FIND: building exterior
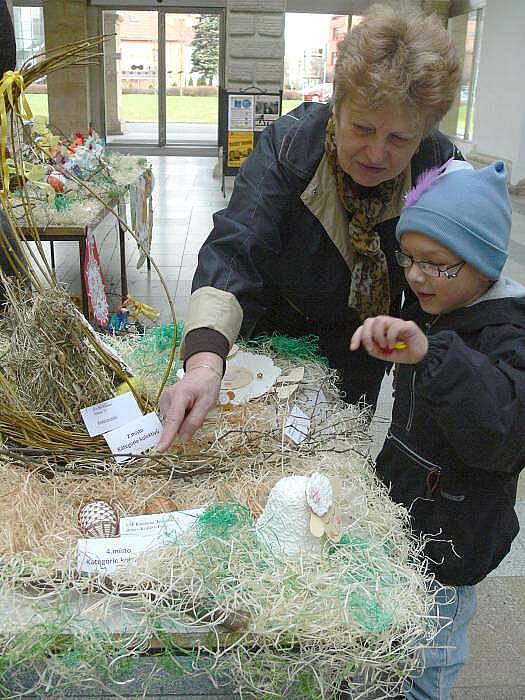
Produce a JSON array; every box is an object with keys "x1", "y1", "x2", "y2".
[{"x1": 325, "y1": 14, "x2": 348, "y2": 82}]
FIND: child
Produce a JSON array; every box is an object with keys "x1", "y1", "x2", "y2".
[{"x1": 350, "y1": 160, "x2": 525, "y2": 699}]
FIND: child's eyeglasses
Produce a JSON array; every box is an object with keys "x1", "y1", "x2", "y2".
[{"x1": 395, "y1": 250, "x2": 466, "y2": 279}]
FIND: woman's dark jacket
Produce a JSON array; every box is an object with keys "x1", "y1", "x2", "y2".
[
  {"x1": 0, "y1": 1, "x2": 16, "y2": 77},
  {"x1": 0, "y1": 1, "x2": 17, "y2": 294},
  {"x1": 377, "y1": 281, "x2": 525, "y2": 585},
  {"x1": 190, "y1": 102, "x2": 461, "y2": 406}
]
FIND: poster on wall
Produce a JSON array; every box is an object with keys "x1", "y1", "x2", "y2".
[
  {"x1": 227, "y1": 131, "x2": 254, "y2": 168},
  {"x1": 228, "y1": 95, "x2": 254, "y2": 131},
  {"x1": 254, "y1": 95, "x2": 281, "y2": 131}
]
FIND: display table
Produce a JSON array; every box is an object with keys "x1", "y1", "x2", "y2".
[
  {"x1": 21, "y1": 206, "x2": 127, "y2": 317},
  {"x1": 13, "y1": 155, "x2": 153, "y2": 319}
]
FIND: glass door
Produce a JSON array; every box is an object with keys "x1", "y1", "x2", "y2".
[
  {"x1": 13, "y1": 5, "x2": 48, "y2": 119},
  {"x1": 164, "y1": 12, "x2": 220, "y2": 147},
  {"x1": 102, "y1": 9, "x2": 221, "y2": 148},
  {"x1": 103, "y1": 9, "x2": 159, "y2": 145}
]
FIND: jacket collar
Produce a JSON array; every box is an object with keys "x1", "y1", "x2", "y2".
[
  {"x1": 433, "y1": 286, "x2": 525, "y2": 333},
  {"x1": 300, "y1": 154, "x2": 411, "y2": 270}
]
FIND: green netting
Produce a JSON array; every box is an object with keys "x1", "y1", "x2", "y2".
[
  {"x1": 247, "y1": 333, "x2": 330, "y2": 365},
  {"x1": 348, "y1": 590, "x2": 394, "y2": 633},
  {"x1": 331, "y1": 534, "x2": 397, "y2": 632},
  {"x1": 137, "y1": 320, "x2": 185, "y2": 354},
  {"x1": 126, "y1": 320, "x2": 185, "y2": 384},
  {"x1": 196, "y1": 501, "x2": 252, "y2": 540}
]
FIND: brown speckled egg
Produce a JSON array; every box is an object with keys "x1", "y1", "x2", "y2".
[{"x1": 144, "y1": 496, "x2": 178, "y2": 514}]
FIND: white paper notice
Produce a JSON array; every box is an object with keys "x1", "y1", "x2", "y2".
[
  {"x1": 120, "y1": 508, "x2": 204, "y2": 539},
  {"x1": 80, "y1": 392, "x2": 143, "y2": 437},
  {"x1": 228, "y1": 94, "x2": 254, "y2": 130},
  {"x1": 103, "y1": 412, "x2": 162, "y2": 463},
  {"x1": 284, "y1": 405, "x2": 311, "y2": 444},
  {"x1": 77, "y1": 534, "x2": 163, "y2": 573}
]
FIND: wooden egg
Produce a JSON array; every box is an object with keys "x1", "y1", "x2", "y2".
[
  {"x1": 144, "y1": 496, "x2": 178, "y2": 514},
  {"x1": 78, "y1": 499, "x2": 119, "y2": 538}
]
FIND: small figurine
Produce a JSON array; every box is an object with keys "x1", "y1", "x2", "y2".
[{"x1": 107, "y1": 307, "x2": 128, "y2": 334}]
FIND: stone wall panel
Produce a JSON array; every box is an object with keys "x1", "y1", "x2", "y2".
[
  {"x1": 226, "y1": 0, "x2": 284, "y2": 92},
  {"x1": 229, "y1": 0, "x2": 284, "y2": 12},
  {"x1": 229, "y1": 38, "x2": 282, "y2": 59}
]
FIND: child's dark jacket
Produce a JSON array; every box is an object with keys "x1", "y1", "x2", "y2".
[{"x1": 376, "y1": 278, "x2": 525, "y2": 586}]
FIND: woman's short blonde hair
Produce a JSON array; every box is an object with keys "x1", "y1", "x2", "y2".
[{"x1": 334, "y1": 4, "x2": 460, "y2": 130}]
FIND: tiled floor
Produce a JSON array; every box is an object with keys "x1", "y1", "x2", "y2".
[{"x1": 49, "y1": 155, "x2": 525, "y2": 698}]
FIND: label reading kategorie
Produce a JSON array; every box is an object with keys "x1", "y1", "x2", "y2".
[{"x1": 103, "y1": 412, "x2": 162, "y2": 463}]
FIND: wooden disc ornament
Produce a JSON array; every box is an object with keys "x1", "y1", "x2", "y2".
[
  {"x1": 220, "y1": 351, "x2": 282, "y2": 404},
  {"x1": 78, "y1": 499, "x2": 119, "y2": 538},
  {"x1": 221, "y1": 366, "x2": 254, "y2": 391}
]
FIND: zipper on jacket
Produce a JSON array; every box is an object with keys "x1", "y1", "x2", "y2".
[
  {"x1": 387, "y1": 431, "x2": 442, "y2": 472},
  {"x1": 404, "y1": 317, "x2": 438, "y2": 432},
  {"x1": 283, "y1": 294, "x2": 313, "y2": 322},
  {"x1": 387, "y1": 431, "x2": 442, "y2": 497},
  {"x1": 405, "y1": 369, "x2": 417, "y2": 431}
]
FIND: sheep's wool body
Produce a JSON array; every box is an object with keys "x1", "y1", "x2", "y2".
[{"x1": 255, "y1": 475, "x2": 321, "y2": 556}]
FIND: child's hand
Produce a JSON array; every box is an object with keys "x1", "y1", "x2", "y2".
[{"x1": 350, "y1": 315, "x2": 429, "y2": 364}]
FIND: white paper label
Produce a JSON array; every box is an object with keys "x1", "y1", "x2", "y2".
[
  {"x1": 284, "y1": 405, "x2": 311, "y2": 444},
  {"x1": 103, "y1": 412, "x2": 162, "y2": 463},
  {"x1": 120, "y1": 508, "x2": 204, "y2": 538},
  {"x1": 80, "y1": 392, "x2": 143, "y2": 437},
  {"x1": 301, "y1": 387, "x2": 329, "y2": 421},
  {"x1": 77, "y1": 534, "x2": 163, "y2": 573}
]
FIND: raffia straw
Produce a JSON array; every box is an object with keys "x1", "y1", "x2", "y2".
[{"x1": 0, "y1": 446, "x2": 438, "y2": 699}]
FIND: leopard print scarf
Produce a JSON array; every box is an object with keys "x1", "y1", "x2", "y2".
[{"x1": 325, "y1": 117, "x2": 401, "y2": 321}]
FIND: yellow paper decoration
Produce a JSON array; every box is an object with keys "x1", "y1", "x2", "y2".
[
  {"x1": 124, "y1": 294, "x2": 160, "y2": 322},
  {"x1": 0, "y1": 70, "x2": 33, "y2": 197}
]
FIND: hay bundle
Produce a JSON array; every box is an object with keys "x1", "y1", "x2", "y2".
[
  {"x1": 0, "y1": 281, "x2": 147, "y2": 449},
  {"x1": 0, "y1": 283, "x2": 115, "y2": 427}
]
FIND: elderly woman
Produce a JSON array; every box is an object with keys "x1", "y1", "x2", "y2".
[{"x1": 158, "y1": 4, "x2": 461, "y2": 449}]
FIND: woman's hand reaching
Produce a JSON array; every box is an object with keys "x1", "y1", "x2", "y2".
[{"x1": 156, "y1": 352, "x2": 222, "y2": 451}]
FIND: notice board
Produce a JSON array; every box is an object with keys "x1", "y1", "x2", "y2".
[{"x1": 219, "y1": 88, "x2": 283, "y2": 179}]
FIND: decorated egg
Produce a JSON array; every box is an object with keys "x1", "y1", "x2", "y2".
[
  {"x1": 144, "y1": 496, "x2": 178, "y2": 514},
  {"x1": 48, "y1": 171, "x2": 66, "y2": 193},
  {"x1": 115, "y1": 375, "x2": 142, "y2": 396},
  {"x1": 78, "y1": 499, "x2": 119, "y2": 538}
]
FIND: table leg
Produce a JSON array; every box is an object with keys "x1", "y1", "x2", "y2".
[
  {"x1": 50, "y1": 241, "x2": 55, "y2": 270},
  {"x1": 147, "y1": 192, "x2": 152, "y2": 272},
  {"x1": 119, "y1": 220, "x2": 128, "y2": 302},
  {"x1": 79, "y1": 238, "x2": 89, "y2": 317}
]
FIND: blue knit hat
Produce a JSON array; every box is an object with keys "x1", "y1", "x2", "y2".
[{"x1": 396, "y1": 160, "x2": 512, "y2": 279}]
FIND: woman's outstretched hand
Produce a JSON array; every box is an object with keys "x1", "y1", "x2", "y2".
[
  {"x1": 350, "y1": 315, "x2": 428, "y2": 364},
  {"x1": 156, "y1": 352, "x2": 222, "y2": 451}
]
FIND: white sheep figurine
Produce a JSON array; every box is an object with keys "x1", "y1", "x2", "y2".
[{"x1": 255, "y1": 472, "x2": 342, "y2": 556}]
